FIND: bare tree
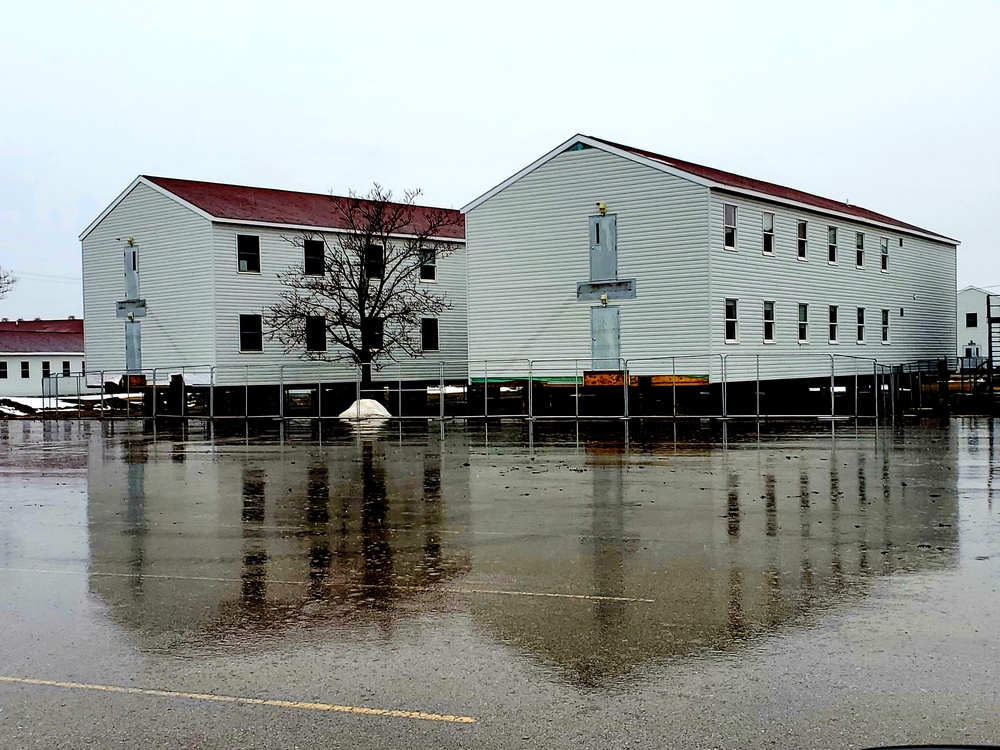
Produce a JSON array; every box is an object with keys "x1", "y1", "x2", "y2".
[
  {"x1": 265, "y1": 184, "x2": 462, "y2": 385},
  {"x1": 0, "y1": 267, "x2": 15, "y2": 299}
]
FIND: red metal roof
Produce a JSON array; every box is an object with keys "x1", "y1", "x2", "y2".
[
  {"x1": 143, "y1": 176, "x2": 465, "y2": 239},
  {"x1": 0, "y1": 319, "x2": 84, "y2": 354},
  {"x1": 589, "y1": 136, "x2": 953, "y2": 241}
]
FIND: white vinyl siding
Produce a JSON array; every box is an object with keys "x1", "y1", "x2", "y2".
[
  {"x1": 212, "y1": 223, "x2": 468, "y2": 385},
  {"x1": 466, "y1": 146, "x2": 711, "y2": 380},
  {"x1": 708, "y1": 190, "x2": 956, "y2": 382},
  {"x1": 81, "y1": 181, "x2": 215, "y2": 382}
]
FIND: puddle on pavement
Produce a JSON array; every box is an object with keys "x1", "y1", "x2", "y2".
[{"x1": 1, "y1": 417, "x2": 995, "y2": 690}]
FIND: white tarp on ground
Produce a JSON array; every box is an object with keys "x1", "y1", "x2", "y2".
[
  {"x1": 0, "y1": 397, "x2": 81, "y2": 415},
  {"x1": 338, "y1": 399, "x2": 392, "y2": 419}
]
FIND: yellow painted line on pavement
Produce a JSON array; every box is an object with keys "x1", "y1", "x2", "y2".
[
  {"x1": 0, "y1": 675, "x2": 475, "y2": 724},
  {"x1": 0, "y1": 567, "x2": 654, "y2": 603}
]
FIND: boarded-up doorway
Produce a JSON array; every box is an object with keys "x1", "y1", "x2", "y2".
[{"x1": 591, "y1": 306, "x2": 621, "y2": 370}]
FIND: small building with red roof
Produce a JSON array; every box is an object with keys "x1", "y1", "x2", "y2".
[
  {"x1": 462, "y1": 134, "x2": 959, "y2": 389},
  {"x1": 79, "y1": 176, "x2": 467, "y2": 400},
  {"x1": 0, "y1": 318, "x2": 86, "y2": 397}
]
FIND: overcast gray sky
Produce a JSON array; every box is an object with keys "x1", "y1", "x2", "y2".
[{"x1": 1, "y1": 0, "x2": 997, "y2": 320}]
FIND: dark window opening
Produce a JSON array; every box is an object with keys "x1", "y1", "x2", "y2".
[
  {"x1": 797, "y1": 221, "x2": 808, "y2": 258},
  {"x1": 725, "y1": 298, "x2": 738, "y2": 341},
  {"x1": 828, "y1": 226, "x2": 837, "y2": 263},
  {"x1": 0, "y1": 362, "x2": 7, "y2": 379},
  {"x1": 421, "y1": 318, "x2": 439, "y2": 351},
  {"x1": 967, "y1": 312, "x2": 979, "y2": 328},
  {"x1": 855, "y1": 232, "x2": 864, "y2": 267},
  {"x1": 237, "y1": 235, "x2": 261, "y2": 273},
  {"x1": 420, "y1": 249, "x2": 437, "y2": 281},
  {"x1": 763, "y1": 301, "x2": 775, "y2": 342},
  {"x1": 828, "y1": 305, "x2": 838, "y2": 343},
  {"x1": 303, "y1": 239, "x2": 325, "y2": 276},
  {"x1": 364, "y1": 244, "x2": 384, "y2": 279},
  {"x1": 42, "y1": 361, "x2": 51, "y2": 379},
  {"x1": 305, "y1": 315, "x2": 326, "y2": 352},
  {"x1": 762, "y1": 213, "x2": 774, "y2": 255},
  {"x1": 21, "y1": 361, "x2": 30, "y2": 378},
  {"x1": 239, "y1": 314, "x2": 263, "y2": 352},
  {"x1": 363, "y1": 318, "x2": 384, "y2": 351},
  {"x1": 62, "y1": 361, "x2": 71, "y2": 377}
]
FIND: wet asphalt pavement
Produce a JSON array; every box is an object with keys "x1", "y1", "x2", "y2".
[{"x1": 0, "y1": 417, "x2": 998, "y2": 749}]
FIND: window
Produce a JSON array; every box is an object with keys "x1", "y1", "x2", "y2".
[
  {"x1": 305, "y1": 315, "x2": 326, "y2": 352},
  {"x1": 828, "y1": 306, "x2": 838, "y2": 343},
  {"x1": 881, "y1": 309, "x2": 890, "y2": 343},
  {"x1": 724, "y1": 204, "x2": 737, "y2": 250},
  {"x1": 763, "y1": 301, "x2": 775, "y2": 342},
  {"x1": 857, "y1": 307, "x2": 865, "y2": 343},
  {"x1": 421, "y1": 318, "x2": 439, "y2": 351},
  {"x1": 42, "y1": 361, "x2": 51, "y2": 379},
  {"x1": 303, "y1": 239, "x2": 325, "y2": 276},
  {"x1": 239, "y1": 314, "x2": 263, "y2": 352},
  {"x1": 880, "y1": 237, "x2": 889, "y2": 271},
  {"x1": 0, "y1": 362, "x2": 6, "y2": 379},
  {"x1": 237, "y1": 235, "x2": 261, "y2": 273},
  {"x1": 797, "y1": 220, "x2": 808, "y2": 259},
  {"x1": 363, "y1": 317, "x2": 384, "y2": 351},
  {"x1": 725, "y1": 298, "x2": 739, "y2": 342},
  {"x1": 762, "y1": 213, "x2": 774, "y2": 255},
  {"x1": 21, "y1": 361, "x2": 29, "y2": 378},
  {"x1": 827, "y1": 227, "x2": 837, "y2": 263},
  {"x1": 364, "y1": 243, "x2": 384, "y2": 279},
  {"x1": 855, "y1": 232, "x2": 865, "y2": 267},
  {"x1": 967, "y1": 312, "x2": 979, "y2": 328},
  {"x1": 420, "y1": 248, "x2": 437, "y2": 281},
  {"x1": 62, "y1": 361, "x2": 71, "y2": 377},
  {"x1": 798, "y1": 304, "x2": 809, "y2": 343}
]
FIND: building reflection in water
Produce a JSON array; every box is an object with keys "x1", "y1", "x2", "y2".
[{"x1": 86, "y1": 423, "x2": 961, "y2": 687}]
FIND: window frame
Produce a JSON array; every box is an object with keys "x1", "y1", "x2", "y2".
[
  {"x1": 828, "y1": 305, "x2": 838, "y2": 343},
  {"x1": 827, "y1": 226, "x2": 838, "y2": 264},
  {"x1": 20, "y1": 361, "x2": 30, "y2": 379},
  {"x1": 763, "y1": 300, "x2": 775, "y2": 343},
  {"x1": 239, "y1": 314, "x2": 264, "y2": 353},
  {"x1": 0, "y1": 361, "x2": 7, "y2": 379},
  {"x1": 42, "y1": 361, "x2": 51, "y2": 379},
  {"x1": 966, "y1": 312, "x2": 978, "y2": 328},
  {"x1": 855, "y1": 232, "x2": 865, "y2": 268},
  {"x1": 421, "y1": 317, "x2": 440, "y2": 352},
  {"x1": 761, "y1": 212, "x2": 774, "y2": 256},
  {"x1": 880, "y1": 237, "x2": 889, "y2": 272},
  {"x1": 419, "y1": 248, "x2": 437, "y2": 282},
  {"x1": 305, "y1": 315, "x2": 327, "y2": 352},
  {"x1": 724, "y1": 298, "x2": 739, "y2": 342},
  {"x1": 723, "y1": 204, "x2": 738, "y2": 251},
  {"x1": 797, "y1": 220, "x2": 808, "y2": 260},
  {"x1": 881, "y1": 308, "x2": 890, "y2": 343},
  {"x1": 303, "y1": 239, "x2": 325, "y2": 277},
  {"x1": 236, "y1": 234, "x2": 261, "y2": 274},
  {"x1": 798, "y1": 304, "x2": 809, "y2": 343},
  {"x1": 857, "y1": 307, "x2": 865, "y2": 344},
  {"x1": 62, "y1": 361, "x2": 71, "y2": 377},
  {"x1": 363, "y1": 317, "x2": 385, "y2": 351}
]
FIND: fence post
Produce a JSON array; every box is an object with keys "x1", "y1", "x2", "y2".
[
  {"x1": 622, "y1": 358, "x2": 629, "y2": 419},
  {"x1": 854, "y1": 366, "x2": 859, "y2": 420},
  {"x1": 830, "y1": 355, "x2": 836, "y2": 418},
  {"x1": 574, "y1": 358, "x2": 579, "y2": 419},
  {"x1": 100, "y1": 371, "x2": 105, "y2": 419},
  {"x1": 152, "y1": 368, "x2": 158, "y2": 420},
  {"x1": 126, "y1": 371, "x2": 131, "y2": 420},
  {"x1": 397, "y1": 368, "x2": 402, "y2": 419},
  {"x1": 279, "y1": 365, "x2": 285, "y2": 420},
  {"x1": 439, "y1": 362, "x2": 445, "y2": 421},
  {"x1": 318, "y1": 378, "x2": 323, "y2": 420},
  {"x1": 244, "y1": 365, "x2": 250, "y2": 420},
  {"x1": 527, "y1": 360, "x2": 534, "y2": 420},
  {"x1": 672, "y1": 357, "x2": 677, "y2": 418},
  {"x1": 755, "y1": 354, "x2": 760, "y2": 420},
  {"x1": 721, "y1": 355, "x2": 727, "y2": 418},
  {"x1": 355, "y1": 366, "x2": 361, "y2": 420},
  {"x1": 210, "y1": 367, "x2": 216, "y2": 420},
  {"x1": 181, "y1": 369, "x2": 187, "y2": 420}
]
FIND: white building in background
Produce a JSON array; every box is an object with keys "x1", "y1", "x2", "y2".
[
  {"x1": 80, "y1": 176, "x2": 468, "y2": 388},
  {"x1": 0, "y1": 319, "x2": 86, "y2": 398},
  {"x1": 462, "y1": 134, "x2": 959, "y2": 384},
  {"x1": 957, "y1": 285, "x2": 991, "y2": 361}
]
